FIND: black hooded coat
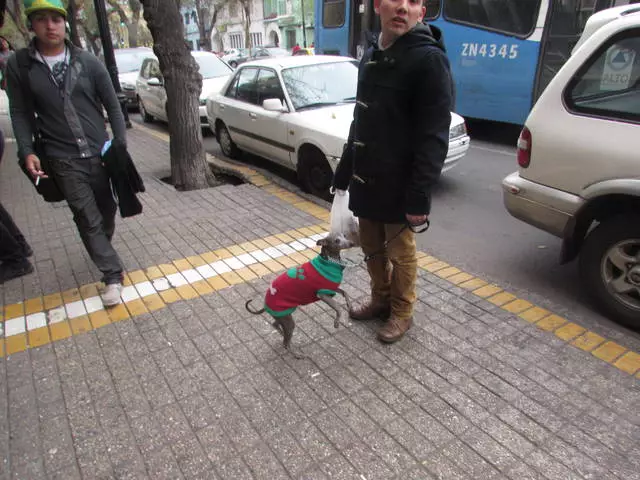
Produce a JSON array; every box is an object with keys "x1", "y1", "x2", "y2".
[{"x1": 333, "y1": 23, "x2": 454, "y2": 223}]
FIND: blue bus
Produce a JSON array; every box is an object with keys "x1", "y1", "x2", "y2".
[{"x1": 315, "y1": 0, "x2": 639, "y2": 125}]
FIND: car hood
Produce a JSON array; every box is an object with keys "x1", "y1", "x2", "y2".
[
  {"x1": 290, "y1": 103, "x2": 462, "y2": 140},
  {"x1": 201, "y1": 76, "x2": 231, "y2": 100},
  {"x1": 290, "y1": 103, "x2": 355, "y2": 140},
  {"x1": 119, "y1": 71, "x2": 139, "y2": 86}
]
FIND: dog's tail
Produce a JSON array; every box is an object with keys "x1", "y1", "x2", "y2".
[{"x1": 245, "y1": 298, "x2": 265, "y2": 315}]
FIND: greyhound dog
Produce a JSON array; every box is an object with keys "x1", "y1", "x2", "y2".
[{"x1": 246, "y1": 233, "x2": 355, "y2": 357}]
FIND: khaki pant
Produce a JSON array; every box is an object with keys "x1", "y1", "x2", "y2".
[{"x1": 359, "y1": 218, "x2": 417, "y2": 319}]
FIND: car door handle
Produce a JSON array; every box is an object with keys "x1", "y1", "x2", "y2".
[
  {"x1": 219, "y1": 105, "x2": 225, "y2": 110},
  {"x1": 249, "y1": 113, "x2": 257, "y2": 119}
]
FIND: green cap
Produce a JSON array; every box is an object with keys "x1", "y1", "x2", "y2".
[{"x1": 24, "y1": 0, "x2": 67, "y2": 18}]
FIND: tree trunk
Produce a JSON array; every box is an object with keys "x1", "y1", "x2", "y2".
[
  {"x1": 78, "y1": 19, "x2": 101, "y2": 55},
  {"x1": 66, "y1": 0, "x2": 83, "y2": 48},
  {"x1": 140, "y1": 0, "x2": 215, "y2": 191},
  {"x1": 127, "y1": 0, "x2": 142, "y2": 47},
  {"x1": 194, "y1": 0, "x2": 210, "y2": 51},
  {"x1": 241, "y1": 0, "x2": 251, "y2": 50},
  {"x1": 7, "y1": 0, "x2": 30, "y2": 44},
  {"x1": 207, "y1": 0, "x2": 230, "y2": 52}
]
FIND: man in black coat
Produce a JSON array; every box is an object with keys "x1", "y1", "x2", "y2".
[{"x1": 333, "y1": 0, "x2": 453, "y2": 343}]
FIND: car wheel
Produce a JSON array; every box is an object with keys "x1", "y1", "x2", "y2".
[
  {"x1": 298, "y1": 147, "x2": 333, "y2": 201},
  {"x1": 216, "y1": 122, "x2": 240, "y2": 159},
  {"x1": 580, "y1": 214, "x2": 640, "y2": 329},
  {"x1": 139, "y1": 97, "x2": 153, "y2": 123},
  {"x1": 229, "y1": 60, "x2": 237, "y2": 68}
]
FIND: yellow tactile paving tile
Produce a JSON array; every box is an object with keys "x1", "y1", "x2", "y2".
[{"x1": 519, "y1": 307, "x2": 551, "y2": 323}]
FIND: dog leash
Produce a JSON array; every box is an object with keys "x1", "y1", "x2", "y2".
[{"x1": 342, "y1": 219, "x2": 431, "y2": 268}]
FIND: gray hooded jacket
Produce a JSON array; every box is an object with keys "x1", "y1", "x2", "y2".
[{"x1": 6, "y1": 39, "x2": 126, "y2": 160}]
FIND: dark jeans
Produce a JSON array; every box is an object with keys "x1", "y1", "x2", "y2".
[
  {"x1": 0, "y1": 202, "x2": 29, "y2": 263},
  {"x1": 50, "y1": 156, "x2": 123, "y2": 284}
]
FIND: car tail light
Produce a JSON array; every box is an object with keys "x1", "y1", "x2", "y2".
[{"x1": 517, "y1": 127, "x2": 532, "y2": 168}]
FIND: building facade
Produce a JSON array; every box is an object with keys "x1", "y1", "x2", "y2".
[
  {"x1": 211, "y1": 0, "x2": 314, "y2": 53},
  {"x1": 181, "y1": 6, "x2": 203, "y2": 50}
]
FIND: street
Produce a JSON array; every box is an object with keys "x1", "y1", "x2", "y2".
[{"x1": 131, "y1": 113, "x2": 640, "y2": 353}]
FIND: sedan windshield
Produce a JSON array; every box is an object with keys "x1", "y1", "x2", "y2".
[
  {"x1": 195, "y1": 54, "x2": 233, "y2": 79},
  {"x1": 115, "y1": 50, "x2": 153, "y2": 73},
  {"x1": 281, "y1": 61, "x2": 358, "y2": 110}
]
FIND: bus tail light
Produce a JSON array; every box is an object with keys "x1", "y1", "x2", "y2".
[{"x1": 517, "y1": 127, "x2": 532, "y2": 168}]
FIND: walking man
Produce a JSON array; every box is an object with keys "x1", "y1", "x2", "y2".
[
  {"x1": 6, "y1": 0, "x2": 128, "y2": 305},
  {"x1": 333, "y1": 0, "x2": 453, "y2": 343}
]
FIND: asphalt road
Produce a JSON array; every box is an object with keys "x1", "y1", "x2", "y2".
[{"x1": 131, "y1": 114, "x2": 640, "y2": 352}]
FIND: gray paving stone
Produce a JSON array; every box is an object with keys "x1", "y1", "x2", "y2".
[
  {"x1": 290, "y1": 420, "x2": 338, "y2": 463},
  {"x1": 2, "y1": 124, "x2": 638, "y2": 480}
]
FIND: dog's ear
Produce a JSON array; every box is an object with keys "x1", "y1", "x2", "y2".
[{"x1": 316, "y1": 237, "x2": 327, "y2": 247}]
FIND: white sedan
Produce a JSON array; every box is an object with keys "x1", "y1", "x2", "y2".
[
  {"x1": 136, "y1": 51, "x2": 233, "y2": 129},
  {"x1": 206, "y1": 55, "x2": 470, "y2": 198}
]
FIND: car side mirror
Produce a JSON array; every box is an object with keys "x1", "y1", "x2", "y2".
[
  {"x1": 262, "y1": 98, "x2": 286, "y2": 112},
  {"x1": 147, "y1": 77, "x2": 163, "y2": 87}
]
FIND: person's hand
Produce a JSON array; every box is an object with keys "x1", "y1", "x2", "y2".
[
  {"x1": 25, "y1": 154, "x2": 48, "y2": 179},
  {"x1": 406, "y1": 214, "x2": 428, "y2": 226}
]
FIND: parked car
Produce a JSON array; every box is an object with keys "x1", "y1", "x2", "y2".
[
  {"x1": 502, "y1": 5, "x2": 640, "y2": 328},
  {"x1": 248, "y1": 46, "x2": 291, "y2": 60},
  {"x1": 221, "y1": 48, "x2": 248, "y2": 68},
  {"x1": 113, "y1": 47, "x2": 155, "y2": 109},
  {"x1": 292, "y1": 47, "x2": 315, "y2": 56},
  {"x1": 206, "y1": 55, "x2": 470, "y2": 199},
  {"x1": 136, "y1": 50, "x2": 233, "y2": 129}
]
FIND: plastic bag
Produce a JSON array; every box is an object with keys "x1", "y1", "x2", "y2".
[{"x1": 329, "y1": 189, "x2": 360, "y2": 246}]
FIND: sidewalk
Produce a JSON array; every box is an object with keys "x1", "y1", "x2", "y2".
[{"x1": 1, "y1": 124, "x2": 638, "y2": 480}]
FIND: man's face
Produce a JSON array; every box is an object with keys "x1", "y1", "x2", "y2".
[
  {"x1": 374, "y1": 0, "x2": 425, "y2": 42},
  {"x1": 31, "y1": 11, "x2": 66, "y2": 48}
]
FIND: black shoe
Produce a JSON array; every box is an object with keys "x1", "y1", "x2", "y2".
[
  {"x1": 0, "y1": 259, "x2": 34, "y2": 284},
  {"x1": 21, "y1": 244, "x2": 33, "y2": 257}
]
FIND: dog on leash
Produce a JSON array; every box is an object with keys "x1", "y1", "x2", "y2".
[{"x1": 246, "y1": 233, "x2": 355, "y2": 357}]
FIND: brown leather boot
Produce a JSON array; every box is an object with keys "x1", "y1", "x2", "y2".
[
  {"x1": 377, "y1": 316, "x2": 413, "y2": 343},
  {"x1": 349, "y1": 300, "x2": 391, "y2": 321}
]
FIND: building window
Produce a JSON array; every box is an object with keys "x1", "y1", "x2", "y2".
[
  {"x1": 444, "y1": 0, "x2": 541, "y2": 37},
  {"x1": 286, "y1": 29, "x2": 296, "y2": 49},
  {"x1": 323, "y1": 0, "x2": 345, "y2": 28},
  {"x1": 184, "y1": 13, "x2": 190, "y2": 24},
  {"x1": 230, "y1": 33, "x2": 243, "y2": 49},
  {"x1": 251, "y1": 32, "x2": 263, "y2": 47},
  {"x1": 192, "y1": 11, "x2": 197, "y2": 23}
]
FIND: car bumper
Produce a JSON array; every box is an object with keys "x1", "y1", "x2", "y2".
[
  {"x1": 199, "y1": 105, "x2": 209, "y2": 127},
  {"x1": 121, "y1": 89, "x2": 138, "y2": 107},
  {"x1": 443, "y1": 134, "x2": 470, "y2": 172},
  {"x1": 502, "y1": 172, "x2": 583, "y2": 238}
]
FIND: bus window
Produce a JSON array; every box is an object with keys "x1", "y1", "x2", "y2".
[
  {"x1": 425, "y1": 0, "x2": 441, "y2": 19},
  {"x1": 444, "y1": 0, "x2": 542, "y2": 37},
  {"x1": 323, "y1": 0, "x2": 346, "y2": 28}
]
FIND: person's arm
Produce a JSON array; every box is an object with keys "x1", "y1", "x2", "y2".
[
  {"x1": 332, "y1": 120, "x2": 355, "y2": 191},
  {"x1": 405, "y1": 48, "x2": 453, "y2": 218},
  {"x1": 91, "y1": 54, "x2": 127, "y2": 145},
  {"x1": 6, "y1": 54, "x2": 35, "y2": 159}
]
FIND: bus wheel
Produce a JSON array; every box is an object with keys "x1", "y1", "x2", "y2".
[{"x1": 298, "y1": 146, "x2": 332, "y2": 201}]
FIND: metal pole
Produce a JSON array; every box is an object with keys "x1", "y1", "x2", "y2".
[
  {"x1": 301, "y1": 0, "x2": 306, "y2": 47},
  {"x1": 92, "y1": 0, "x2": 131, "y2": 128}
]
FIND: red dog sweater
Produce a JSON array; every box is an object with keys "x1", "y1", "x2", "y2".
[{"x1": 264, "y1": 255, "x2": 345, "y2": 317}]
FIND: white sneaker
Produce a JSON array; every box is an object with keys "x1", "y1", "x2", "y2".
[{"x1": 101, "y1": 283, "x2": 123, "y2": 307}]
